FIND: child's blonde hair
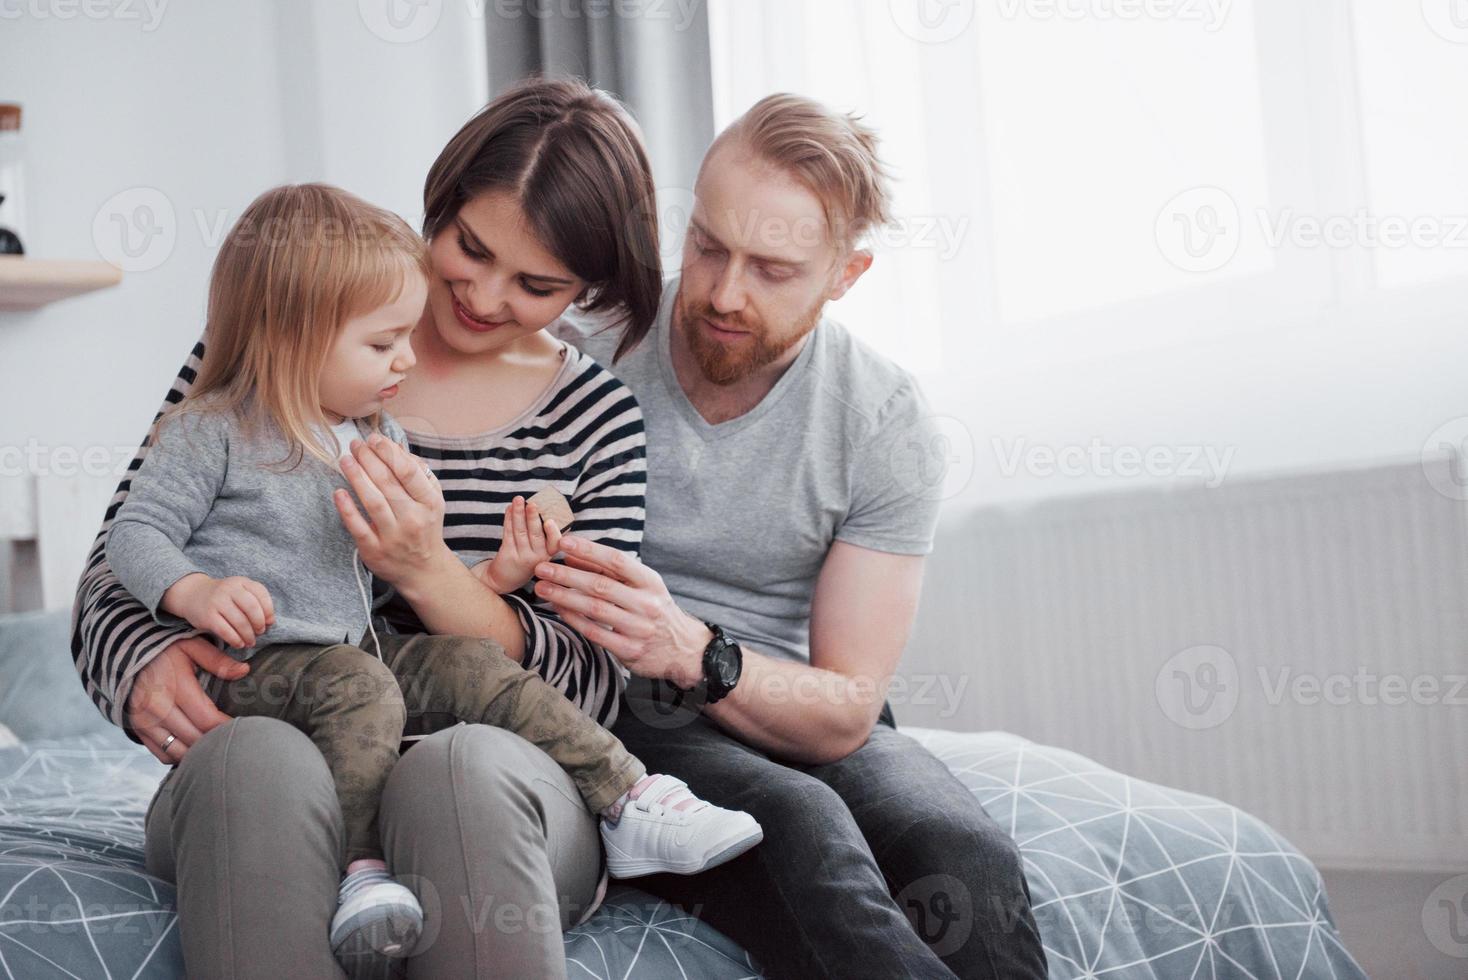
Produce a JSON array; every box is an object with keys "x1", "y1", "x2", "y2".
[{"x1": 159, "y1": 184, "x2": 430, "y2": 470}]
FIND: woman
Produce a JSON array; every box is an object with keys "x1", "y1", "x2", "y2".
[{"x1": 73, "y1": 77, "x2": 664, "y2": 980}]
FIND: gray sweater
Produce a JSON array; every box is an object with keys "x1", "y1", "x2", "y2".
[{"x1": 107, "y1": 396, "x2": 409, "y2": 661}]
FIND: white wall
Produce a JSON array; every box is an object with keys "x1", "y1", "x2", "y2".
[{"x1": 0, "y1": 0, "x2": 487, "y2": 605}]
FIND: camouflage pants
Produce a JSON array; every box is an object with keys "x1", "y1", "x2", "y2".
[{"x1": 206, "y1": 632, "x2": 645, "y2": 866}]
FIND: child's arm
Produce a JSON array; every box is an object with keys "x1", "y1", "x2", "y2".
[
  {"x1": 106, "y1": 409, "x2": 274, "y2": 648},
  {"x1": 473, "y1": 496, "x2": 566, "y2": 595}
]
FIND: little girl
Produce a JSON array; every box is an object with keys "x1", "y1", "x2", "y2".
[{"x1": 106, "y1": 184, "x2": 762, "y2": 973}]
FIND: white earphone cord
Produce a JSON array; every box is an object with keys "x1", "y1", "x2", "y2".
[{"x1": 352, "y1": 547, "x2": 384, "y2": 663}]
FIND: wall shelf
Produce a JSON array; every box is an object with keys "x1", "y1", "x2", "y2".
[{"x1": 0, "y1": 257, "x2": 122, "y2": 311}]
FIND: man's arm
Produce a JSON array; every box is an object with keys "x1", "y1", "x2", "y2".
[
  {"x1": 534, "y1": 536, "x2": 928, "y2": 765},
  {"x1": 699, "y1": 542, "x2": 924, "y2": 763}
]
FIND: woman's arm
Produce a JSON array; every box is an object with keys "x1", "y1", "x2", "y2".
[
  {"x1": 72, "y1": 340, "x2": 248, "y2": 760},
  {"x1": 343, "y1": 366, "x2": 648, "y2": 725},
  {"x1": 333, "y1": 436, "x2": 530, "y2": 662}
]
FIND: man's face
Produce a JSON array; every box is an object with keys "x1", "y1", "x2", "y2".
[{"x1": 675, "y1": 141, "x2": 867, "y2": 386}]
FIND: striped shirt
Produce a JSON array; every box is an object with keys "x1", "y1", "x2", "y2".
[{"x1": 72, "y1": 334, "x2": 646, "y2": 741}]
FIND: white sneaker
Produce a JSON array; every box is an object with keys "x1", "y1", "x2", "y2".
[
  {"x1": 330, "y1": 868, "x2": 422, "y2": 976},
  {"x1": 600, "y1": 773, "x2": 764, "y2": 878}
]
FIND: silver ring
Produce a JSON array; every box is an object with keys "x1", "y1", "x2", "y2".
[{"x1": 162, "y1": 733, "x2": 177, "y2": 751}]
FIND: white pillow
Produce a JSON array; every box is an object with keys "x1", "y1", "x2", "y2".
[{"x1": 0, "y1": 722, "x2": 18, "y2": 748}]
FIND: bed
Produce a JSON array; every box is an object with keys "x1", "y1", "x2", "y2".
[{"x1": 0, "y1": 609, "x2": 1365, "y2": 978}]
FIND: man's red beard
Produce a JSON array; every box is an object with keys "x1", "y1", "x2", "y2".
[{"x1": 676, "y1": 291, "x2": 824, "y2": 386}]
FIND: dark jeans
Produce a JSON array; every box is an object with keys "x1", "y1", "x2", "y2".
[{"x1": 610, "y1": 679, "x2": 1048, "y2": 980}]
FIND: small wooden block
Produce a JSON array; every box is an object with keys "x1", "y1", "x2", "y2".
[{"x1": 527, "y1": 486, "x2": 574, "y2": 530}]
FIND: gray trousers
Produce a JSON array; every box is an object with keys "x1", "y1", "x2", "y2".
[
  {"x1": 143, "y1": 714, "x2": 605, "y2": 979},
  {"x1": 202, "y1": 633, "x2": 644, "y2": 867}
]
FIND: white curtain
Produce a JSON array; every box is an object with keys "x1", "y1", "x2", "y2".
[{"x1": 708, "y1": 0, "x2": 1468, "y2": 509}]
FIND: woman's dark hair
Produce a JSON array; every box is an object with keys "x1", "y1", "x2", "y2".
[{"x1": 423, "y1": 76, "x2": 661, "y2": 362}]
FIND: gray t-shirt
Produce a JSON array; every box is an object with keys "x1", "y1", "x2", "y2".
[{"x1": 555, "y1": 278, "x2": 942, "y2": 665}]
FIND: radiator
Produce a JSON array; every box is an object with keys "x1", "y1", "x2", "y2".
[{"x1": 899, "y1": 455, "x2": 1468, "y2": 872}]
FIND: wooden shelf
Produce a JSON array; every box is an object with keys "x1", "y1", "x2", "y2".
[{"x1": 0, "y1": 257, "x2": 122, "y2": 311}]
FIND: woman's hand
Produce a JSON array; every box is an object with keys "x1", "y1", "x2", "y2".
[
  {"x1": 474, "y1": 496, "x2": 564, "y2": 594},
  {"x1": 128, "y1": 636, "x2": 248, "y2": 764},
  {"x1": 532, "y1": 534, "x2": 708, "y2": 689},
  {"x1": 334, "y1": 434, "x2": 452, "y2": 587}
]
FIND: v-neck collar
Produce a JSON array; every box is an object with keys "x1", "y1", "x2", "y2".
[{"x1": 655, "y1": 283, "x2": 819, "y2": 443}]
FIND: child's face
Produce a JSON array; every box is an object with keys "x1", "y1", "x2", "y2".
[{"x1": 320, "y1": 271, "x2": 428, "y2": 421}]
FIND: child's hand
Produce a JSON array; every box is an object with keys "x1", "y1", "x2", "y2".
[
  {"x1": 161, "y1": 573, "x2": 276, "y2": 649},
  {"x1": 473, "y1": 496, "x2": 563, "y2": 594}
]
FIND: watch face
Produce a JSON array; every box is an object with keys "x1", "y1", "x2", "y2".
[{"x1": 711, "y1": 643, "x2": 740, "y2": 687}]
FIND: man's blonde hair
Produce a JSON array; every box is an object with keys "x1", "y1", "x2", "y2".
[
  {"x1": 158, "y1": 183, "x2": 430, "y2": 471},
  {"x1": 708, "y1": 93, "x2": 894, "y2": 251}
]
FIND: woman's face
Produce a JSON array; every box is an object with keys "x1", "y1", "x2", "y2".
[{"x1": 424, "y1": 189, "x2": 588, "y2": 356}]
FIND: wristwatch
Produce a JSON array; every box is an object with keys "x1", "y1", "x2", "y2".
[{"x1": 697, "y1": 621, "x2": 743, "y2": 704}]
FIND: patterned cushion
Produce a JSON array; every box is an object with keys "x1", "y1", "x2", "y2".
[{"x1": 0, "y1": 730, "x2": 1364, "y2": 978}]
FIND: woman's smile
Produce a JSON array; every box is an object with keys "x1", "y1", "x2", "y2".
[{"x1": 451, "y1": 291, "x2": 513, "y2": 333}]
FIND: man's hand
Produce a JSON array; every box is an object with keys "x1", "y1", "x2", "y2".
[
  {"x1": 532, "y1": 534, "x2": 708, "y2": 689},
  {"x1": 162, "y1": 573, "x2": 275, "y2": 648},
  {"x1": 127, "y1": 636, "x2": 249, "y2": 764},
  {"x1": 474, "y1": 496, "x2": 564, "y2": 594}
]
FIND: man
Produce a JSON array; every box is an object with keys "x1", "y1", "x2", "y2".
[{"x1": 538, "y1": 93, "x2": 1047, "y2": 979}]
